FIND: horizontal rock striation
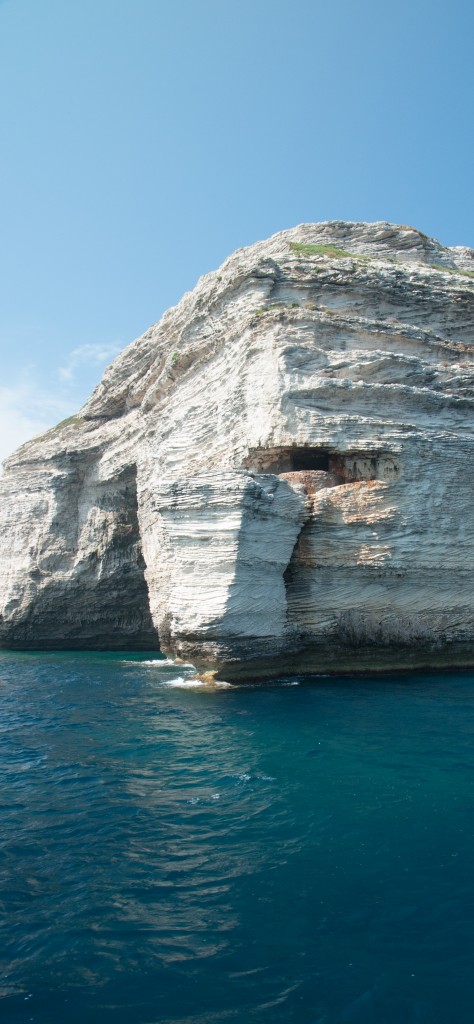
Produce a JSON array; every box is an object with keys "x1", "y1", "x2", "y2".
[{"x1": 1, "y1": 221, "x2": 473, "y2": 677}]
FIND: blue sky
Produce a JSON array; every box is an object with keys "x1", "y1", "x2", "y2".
[{"x1": 1, "y1": 0, "x2": 473, "y2": 461}]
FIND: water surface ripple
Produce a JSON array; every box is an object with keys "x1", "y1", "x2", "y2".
[{"x1": 0, "y1": 652, "x2": 473, "y2": 1023}]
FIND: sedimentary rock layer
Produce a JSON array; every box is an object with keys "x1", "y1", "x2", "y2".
[{"x1": 1, "y1": 222, "x2": 473, "y2": 677}]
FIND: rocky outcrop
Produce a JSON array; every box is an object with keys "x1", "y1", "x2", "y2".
[{"x1": 1, "y1": 222, "x2": 473, "y2": 677}]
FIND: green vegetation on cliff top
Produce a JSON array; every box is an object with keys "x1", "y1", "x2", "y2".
[{"x1": 288, "y1": 241, "x2": 369, "y2": 261}]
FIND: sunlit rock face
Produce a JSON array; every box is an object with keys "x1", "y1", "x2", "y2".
[{"x1": 1, "y1": 222, "x2": 473, "y2": 676}]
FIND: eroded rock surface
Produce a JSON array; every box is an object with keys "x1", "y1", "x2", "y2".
[{"x1": 1, "y1": 222, "x2": 473, "y2": 676}]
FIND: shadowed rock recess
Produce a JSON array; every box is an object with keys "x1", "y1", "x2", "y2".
[{"x1": 1, "y1": 222, "x2": 473, "y2": 678}]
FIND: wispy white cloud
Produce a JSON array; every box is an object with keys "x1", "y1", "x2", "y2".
[
  {"x1": 58, "y1": 342, "x2": 121, "y2": 384},
  {"x1": 0, "y1": 373, "x2": 76, "y2": 467},
  {"x1": 0, "y1": 340, "x2": 123, "y2": 469}
]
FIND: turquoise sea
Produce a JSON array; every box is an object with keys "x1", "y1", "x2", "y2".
[{"x1": 1, "y1": 651, "x2": 473, "y2": 1023}]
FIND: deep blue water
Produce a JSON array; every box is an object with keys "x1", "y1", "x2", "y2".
[{"x1": 0, "y1": 653, "x2": 473, "y2": 1024}]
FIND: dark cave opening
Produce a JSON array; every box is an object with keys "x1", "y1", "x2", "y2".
[
  {"x1": 244, "y1": 447, "x2": 330, "y2": 474},
  {"x1": 244, "y1": 447, "x2": 400, "y2": 484}
]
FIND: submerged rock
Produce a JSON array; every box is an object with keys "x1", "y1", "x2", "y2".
[{"x1": 1, "y1": 221, "x2": 473, "y2": 677}]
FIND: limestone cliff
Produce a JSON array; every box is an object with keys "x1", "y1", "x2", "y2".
[{"x1": 1, "y1": 222, "x2": 473, "y2": 678}]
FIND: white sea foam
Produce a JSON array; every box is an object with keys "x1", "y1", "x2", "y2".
[
  {"x1": 140, "y1": 658, "x2": 176, "y2": 666},
  {"x1": 164, "y1": 675, "x2": 233, "y2": 689},
  {"x1": 161, "y1": 676, "x2": 204, "y2": 688},
  {"x1": 123, "y1": 657, "x2": 175, "y2": 667}
]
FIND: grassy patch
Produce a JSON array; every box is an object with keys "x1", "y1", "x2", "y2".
[
  {"x1": 288, "y1": 241, "x2": 368, "y2": 262},
  {"x1": 253, "y1": 301, "x2": 301, "y2": 318},
  {"x1": 37, "y1": 415, "x2": 84, "y2": 440},
  {"x1": 400, "y1": 225, "x2": 429, "y2": 238},
  {"x1": 252, "y1": 306, "x2": 284, "y2": 318},
  {"x1": 430, "y1": 263, "x2": 474, "y2": 279},
  {"x1": 51, "y1": 415, "x2": 83, "y2": 431}
]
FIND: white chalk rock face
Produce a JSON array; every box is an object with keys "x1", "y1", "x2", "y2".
[{"x1": 1, "y1": 222, "x2": 473, "y2": 677}]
